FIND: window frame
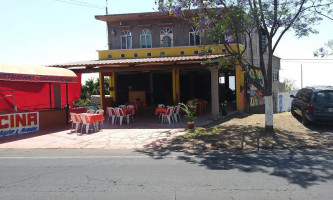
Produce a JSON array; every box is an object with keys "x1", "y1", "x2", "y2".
[
  {"x1": 160, "y1": 27, "x2": 173, "y2": 47},
  {"x1": 189, "y1": 27, "x2": 200, "y2": 46},
  {"x1": 140, "y1": 29, "x2": 152, "y2": 48},
  {"x1": 121, "y1": 30, "x2": 132, "y2": 49}
]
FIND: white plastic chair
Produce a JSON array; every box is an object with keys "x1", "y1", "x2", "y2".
[
  {"x1": 158, "y1": 104, "x2": 165, "y2": 108},
  {"x1": 95, "y1": 109, "x2": 104, "y2": 127},
  {"x1": 80, "y1": 113, "x2": 97, "y2": 134},
  {"x1": 95, "y1": 109, "x2": 104, "y2": 115},
  {"x1": 127, "y1": 105, "x2": 134, "y2": 109},
  {"x1": 115, "y1": 108, "x2": 129, "y2": 125},
  {"x1": 161, "y1": 106, "x2": 174, "y2": 124},
  {"x1": 107, "y1": 107, "x2": 116, "y2": 124},
  {"x1": 118, "y1": 105, "x2": 126, "y2": 109},
  {"x1": 126, "y1": 105, "x2": 135, "y2": 122},
  {"x1": 173, "y1": 105, "x2": 181, "y2": 123},
  {"x1": 70, "y1": 113, "x2": 81, "y2": 133},
  {"x1": 86, "y1": 109, "x2": 95, "y2": 114}
]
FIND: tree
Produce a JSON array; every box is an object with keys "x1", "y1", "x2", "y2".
[
  {"x1": 314, "y1": 39, "x2": 333, "y2": 57},
  {"x1": 283, "y1": 79, "x2": 297, "y2": 92},
  {"x1": 158, "y1": 0, "x2": 333, "y2": 131},
  {"x1": 80, "y1": 77, "x2": 110, "y2": 99}
]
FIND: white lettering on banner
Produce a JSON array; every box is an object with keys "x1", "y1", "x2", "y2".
[{"x1": 0, "y1": 112, "x2": 39, "y2": 137}]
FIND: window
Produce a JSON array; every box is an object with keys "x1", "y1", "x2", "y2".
[
  {"x1": 261, "y1": 30, "x2": 266, "y2": 52},
  {"x1": 140, "y1": 29, "x2": 152, "y2": 48},
  {"x1": 160, "y1": 27, "x2": 173, "y2": 47},
  {"x1": 121, "y1": 31, "x2": 132, "y2": 49},
  {"x1": 189, "y1": 27, "x2": 200, "y2": 46},
  {"x1": 272, "y1": 72, "x2": 278, "y2": 82}
]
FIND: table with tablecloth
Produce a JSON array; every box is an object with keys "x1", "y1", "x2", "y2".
[
  {"x1": 122, "y1": 108, "x2": 135, "y2": 115},
  {"x1": 155, "y1": 107, "x2": 167, "y2": 116}
]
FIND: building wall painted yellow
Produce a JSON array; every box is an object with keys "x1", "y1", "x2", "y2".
[
  {"x1": 235, "y1": 65, "x2": 245, "y2": 111},
  {"x1": 109, "y1": 72, "x2": 116, "y2": 102},
  {"x1": 98, "y1": 44, "x2": 243, "y2": 60}
]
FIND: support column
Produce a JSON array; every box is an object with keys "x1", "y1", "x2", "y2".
[
  {"x1": 210, "y1": 67, "x2": 219, "y2": 115},
  {"x1": 149, "y1": 72, "x2": 154, "y2": 104},
  {"x1": 99, "y1": 72, "x2": 106, "y2": 111},
  {"x1": 109, "y1": 71, "x2": 116, "y2": 103},
  {"x1": 172, "y1": 68, "x2": 180, "y2": 104},
  {"x1": 236, "y1": 65, "x2": 245, "y2": 111}
]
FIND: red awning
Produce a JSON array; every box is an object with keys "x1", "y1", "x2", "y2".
[{"x1": 0, "y1": 63, "x2": 78, "y2": 83}]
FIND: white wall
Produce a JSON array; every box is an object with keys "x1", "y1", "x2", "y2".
[{"x1": 277, "y1": 90, "x2": 298, "y2": 112}]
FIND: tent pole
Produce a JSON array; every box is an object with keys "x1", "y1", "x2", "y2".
[
  {"x1": 49, "y1": 83, "x2": 52, "y2": 108},
  {"x1": 66, "y1": 83, "x2": 69, "y2": 126}
]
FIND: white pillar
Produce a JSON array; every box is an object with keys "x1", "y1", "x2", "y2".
[
  {"x1": 210, "y1": 67, "x2": 219, "y2": 116},
  {"x1": 264, "y1": 95, "x2": 274, "y2": 130}
]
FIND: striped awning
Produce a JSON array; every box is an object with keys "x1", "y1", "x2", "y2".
[{"x1": 0, "y1": 63, "x2": 78, "y2": 83}]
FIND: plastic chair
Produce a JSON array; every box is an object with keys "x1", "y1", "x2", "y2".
[
  {"x1": 161, "y1": 106, "x2": 174, "y2": 124},
  {"x1": 70, "y1": 113, "x2": 81, "y2": 133},
  {"x1": 80, "y1": 113, "x2": 97, "y2": 134},
  {"x1": 127, "y1": 105, "x2": 134, "y2": 109},
  {"x1": 107, "y1": 107, "x2": 116, "y2": 124},
  {"x1": 173, "y1": 105, "x2": 181, "y2": 123},
  {"x1": 115, "y1": 108, "x2": 129, "y2": 125},
  {"x1": 95, "y1": 109, "x2": 104, "y2": 115},
  {"x1": 86, "y1": 109, "x2": 95, "y2": 114},
  {"x1": 95, "y1": 109, "x2": 104, "y2": 127},
  {"x1": 125, "y1": 105, "x2": 135, "y2": 122}
]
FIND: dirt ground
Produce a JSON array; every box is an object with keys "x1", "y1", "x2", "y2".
[{"x1": 144, "y1": 112, "x2": 333, "y2": 151}]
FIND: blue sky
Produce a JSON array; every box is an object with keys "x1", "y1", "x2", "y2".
[{"x1": 1, "y1": 0, "x2": 332, "y2": 88}]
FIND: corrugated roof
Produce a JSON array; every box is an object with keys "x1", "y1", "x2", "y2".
[{"x1": 50, "y1": 54, "x2": 224, "y2": 68}]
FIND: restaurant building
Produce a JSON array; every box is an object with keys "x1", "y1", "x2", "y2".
[{"x1": 52, "y1": 11, "x2": 247, "y2": 115}]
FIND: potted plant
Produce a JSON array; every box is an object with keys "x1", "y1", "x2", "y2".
[
  {"x1": 221, "y1": 101, "x2": 227, "y2": 116},
  {"x1": 179, "y1": 100, "x2": 197, "y2": 129}
]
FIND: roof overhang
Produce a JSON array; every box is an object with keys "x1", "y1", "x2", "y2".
[
  {"x1": 0, "y1": 63, "x2": 78, "y2": 83},
  {"x1": 95, "y1": 11, "x2": 172, "y2": 22},
  {"x1": 49, "y1": 55, "x2": 225, "y2": 73}
]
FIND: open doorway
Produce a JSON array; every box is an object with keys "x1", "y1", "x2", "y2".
[{"x1": 219, "y1": 71, "x2": 236, "y2": 111}]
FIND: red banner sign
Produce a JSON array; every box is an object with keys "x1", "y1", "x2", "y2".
[
  {"x1": 0, "y1": 73, "x2": 77, "y2": 83},
  {"x1": 0, "y1": 112, "x2": 39, "y2": 137}
]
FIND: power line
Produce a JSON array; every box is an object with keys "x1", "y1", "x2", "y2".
[
  {"x1": 53, "y1": 0, "x2": 104, "y2": 9},
  {"x1": 281, "y1": 58, "x2": 333, "y2": 61}
]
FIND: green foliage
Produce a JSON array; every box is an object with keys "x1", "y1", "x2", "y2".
[
  {"x1": 80, "y1": 77, "x2": 110, "y2": 99},
  {"x1": 179, "y1": 100, "x2": 197, "y2": 122},
  {"x1": 283, "y1": 79, "x2": 297, "y2": 92},
  {"x1": 73, "y1": 98, "x2": 90, "y2": 107}
]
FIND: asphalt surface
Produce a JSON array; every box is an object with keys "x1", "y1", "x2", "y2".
[{"x1": 0, "y1": 149, "x2": 332, "y2": 200}]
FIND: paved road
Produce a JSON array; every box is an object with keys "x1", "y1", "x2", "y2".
[{"x1": 0, "y1": 149, "x2": 332, "y2": 200}]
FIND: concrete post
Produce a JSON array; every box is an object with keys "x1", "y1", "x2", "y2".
[{"x1": 210, "y1": 67, "x2": 219, "y2": 116}]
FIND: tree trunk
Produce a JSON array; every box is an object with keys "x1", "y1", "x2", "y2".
[{"x1": 264, "y1": 95, "x2": 274, "y2": 131}]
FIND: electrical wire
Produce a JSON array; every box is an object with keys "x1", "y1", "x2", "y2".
[{"x1": 53, "y1": 0, "x2": 104, "y2": 9}]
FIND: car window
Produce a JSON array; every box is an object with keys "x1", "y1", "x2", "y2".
[
  {"x1": 313, "y1": 90, "x2": 333, "y2": 104},
  {"x1": 303, "y1": 89, "x2": 311, "y2": 102},
  {"x1": 295, "y1": 89, "x2": 303, "y2": 98}
]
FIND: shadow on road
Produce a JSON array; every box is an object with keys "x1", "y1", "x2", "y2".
[
  {"x1": 137, "y1": 146, "x2": 333, "y2": 188},
  {"x1": 136, "y1": 115, "x2": 333, "y2": 189}
]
